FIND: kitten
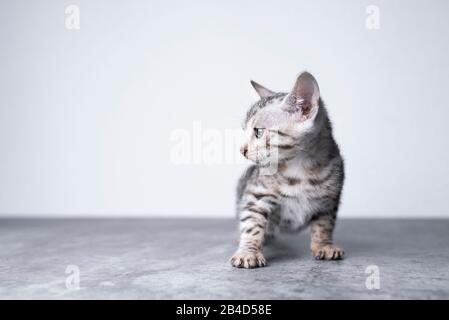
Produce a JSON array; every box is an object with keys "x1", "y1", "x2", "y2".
[{"x1": 230, "y1": 72, "x2": 345, "y2": 268}]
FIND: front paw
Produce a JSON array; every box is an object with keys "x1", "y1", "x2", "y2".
[
  {"x1": 312, "y1": 244, "x2": 345, "y2": 260},
  {"x1": 230, "y1": 251, "x2": 266, "y2": 269}
]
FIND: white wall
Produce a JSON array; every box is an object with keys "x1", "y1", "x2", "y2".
[{"x1": 1, "y1": 0, "x2": 448, "y2": 218}]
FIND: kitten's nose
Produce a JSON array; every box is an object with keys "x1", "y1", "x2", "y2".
[{"x1": 240, "y1": 146, "x2": 248, "y2": 158}]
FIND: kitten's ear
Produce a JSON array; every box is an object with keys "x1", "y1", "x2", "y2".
[
  {"x1": 283, "y1": 72, "x2": 320, "y2": 121},
  {"x1": 292, "y1": 72, "x2": 320, "y2": 106},
  {"x1": 250, "y1": 80, "x2": 275, "y2": 99}
]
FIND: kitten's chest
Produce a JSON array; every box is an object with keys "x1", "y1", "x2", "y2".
[
  {"x1": 275, "y1": 164, "x2": 328, "y2": 229},
  {"x1": 277, "y1": 163, "x2": 327, "y2": 199},
  {"x1": 277, "y1": 184, "x2": 318, "y2": 230}
]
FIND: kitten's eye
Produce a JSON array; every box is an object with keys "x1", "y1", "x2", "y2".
[{"x1": 254, "y1": 128, "x2": 265, "y2": 139}]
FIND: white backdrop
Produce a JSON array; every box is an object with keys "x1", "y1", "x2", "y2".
[{"x1": 1, "y1": 0, "x2": 448, "y2": 218}]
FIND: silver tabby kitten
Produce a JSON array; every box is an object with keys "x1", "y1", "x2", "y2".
[{"x1": 230, "y1": 72, "x2": 345, "y2": 268}]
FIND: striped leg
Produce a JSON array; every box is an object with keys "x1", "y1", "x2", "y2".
[
  {"x1": 310, "y1": 213, "x2": 344, "y2": 260},
  {"x1": 230, "y1": 195, "x2": 278, "y2": 268}
]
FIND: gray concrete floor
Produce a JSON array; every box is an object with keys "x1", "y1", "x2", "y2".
[{"x1": 0, "y1": 219, "x2": 448, "y2": 299}]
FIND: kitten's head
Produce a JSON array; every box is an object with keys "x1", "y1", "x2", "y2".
[{"x1": 240, "y1": 72, "x2": 321, "y2": 165}]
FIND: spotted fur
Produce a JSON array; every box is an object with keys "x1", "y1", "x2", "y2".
[{"x1": 230, "y1": 72, "x2": 345, "y2": 269}]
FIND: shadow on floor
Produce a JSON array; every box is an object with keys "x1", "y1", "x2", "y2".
[{"x1": 263, "y1": 237, "x2": 308, "y2": 263}]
